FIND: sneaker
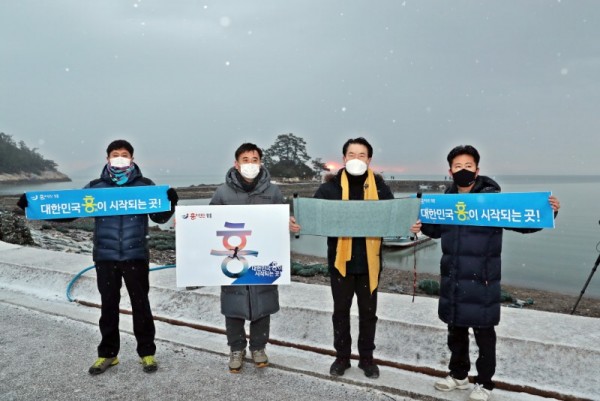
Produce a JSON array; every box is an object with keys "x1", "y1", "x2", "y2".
[
  {"x1": 251, "y1": 349, "x2": 269, "y2": 368},
  {"x1": 358, "y1": 357, "x2": 380, "y2": 379},
  {"x1": 140, "y1": 355, "x2": 158, "y2": 373},
  {"x1": 329, "y1": 357, "x2": 351, "y2": 376},
  {"x1": 229, "y1": 350, "x2": 246, "y2": 373},
  {"x1": 434, "y1": 375, "x2": 470, "y2": 391},
  {"x1": 88, "y1": 357, "x2": 119, "y2": 375},
  {"x1": 469, "y1": 384, "x2": 492, "y2": 401}
]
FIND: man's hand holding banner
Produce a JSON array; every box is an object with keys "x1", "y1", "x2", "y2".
[
  {"x1": 418, "y1": 192, "x2": 555, "y2": 229},
  {"x1": 291, "y1": 191, "x2": 555, "y2": 238}
]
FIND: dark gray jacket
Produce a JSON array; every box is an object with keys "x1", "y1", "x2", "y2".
[
  {"x1": 421, "y1": 175, "x2": 540, "y2": 328},
  {"x1": 89, "y1": 164, "x2": 174, "y2": 262},
  {"x1": 210, "y1": 167, "x2": 283, "y2": 321}
]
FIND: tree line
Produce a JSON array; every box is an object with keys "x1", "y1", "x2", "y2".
[
  {"x1": 0, "y1": 132, "x2": 59, "y2": 174},
  {"x1": 262, "y1": 133, "x2": 330, "y2": 180},
  {"x1": 0, "y1": 131, "x2": 329, "y2": 179}
]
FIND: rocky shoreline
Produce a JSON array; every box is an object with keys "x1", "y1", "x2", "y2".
[
  {"x1": 1, "y1": 182, "x2": 599, "y2": 318},
  {"x1": 173, "y1": 179, "x2": 448, "y2": 201},
  {"x1": 0, "y1": 170, "x2": 71, "y2": 185}
]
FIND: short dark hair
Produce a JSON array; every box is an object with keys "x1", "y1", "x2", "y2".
[
  {"x1": 235, "y1": 143, "x2": 263, "y2": 160},
  {"x1": 447, "y1": 145, "x2": 480, "y2": 167},
  {"x1": 342, "y1": 137, "x2": 373, "y2": 158},
  {"x1": 106, "y1": 139, "x2": 134, "y2": 156}
]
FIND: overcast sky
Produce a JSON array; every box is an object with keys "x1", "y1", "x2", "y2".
[{"x1": 1, "y1": 0, "x2": 599, "y2": 180}]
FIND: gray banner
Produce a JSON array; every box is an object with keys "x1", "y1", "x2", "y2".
[{"x1": 293, "y1": 197, "x2": 421, "y2": 237}]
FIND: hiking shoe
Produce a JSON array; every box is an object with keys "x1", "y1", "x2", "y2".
[
  {"x1": 251, "y1": 349, "x2": 269, "y2": 368},
  {"x1": 358, "y1": 357, "x2": 380, "y2": 379},
  {"x1": 229, "y1": 350, "x2": 246, "y2": 373},
  {"x1": 329, "y1": 357, "x2": 351, "y2": 376},
  {"x1": 88, "y1": 357, "x2": 119, "y2": 375},
  {"x1": 140, "y1": 355, "x2": 158, "y2": 373},
  {"x1": 434, "y1": 375, "x2": 470, "y2": 391},
  {"x1": 469, "y1": 384, "x2": 492, "y2": 401}
]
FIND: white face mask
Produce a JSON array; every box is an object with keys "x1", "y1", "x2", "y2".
[
  {"x1": 239, "y1": 163, "x2": 260, "y2": 180},
  {"x1": 109, "y1": 157, "x2": 132, "y2": 168},
  {"x1": 345, "y1": 158, "x2": 368, "y2": 176}
]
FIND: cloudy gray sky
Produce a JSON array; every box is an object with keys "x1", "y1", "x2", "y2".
[{"x1": 1, "y1": 0, "x2": 599, "y2": 181}]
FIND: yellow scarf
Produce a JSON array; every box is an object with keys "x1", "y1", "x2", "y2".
[{"x1": 334, "y1": 169, "x2": 382, "y2": 294}]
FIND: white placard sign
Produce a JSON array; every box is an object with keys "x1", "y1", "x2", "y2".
[{"x1": 175, "y1": 204, "x2": 291, "y2": 287}]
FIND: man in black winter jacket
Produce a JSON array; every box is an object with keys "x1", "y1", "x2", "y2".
[
  {"x1": 18, "y1": 139, "x2": 178, "y2": 375},
  {"x1": 411, "y1": 145, "x2": 560, "y2": 401},
  {"x1": 291, "y1": 137, "x2": 394, "y2": 379}
]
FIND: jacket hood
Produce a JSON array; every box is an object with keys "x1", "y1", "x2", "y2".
[{"x1": 224, "y1": 166, "x2": 273, "y2": 194}]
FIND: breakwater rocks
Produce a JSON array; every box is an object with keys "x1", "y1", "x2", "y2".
[
  {"x1": 0, "y1": 211, "x2": 34, "y2": 245},
  {"x1": 174, "y1": 179, "x2": 447, "y2": 200}
]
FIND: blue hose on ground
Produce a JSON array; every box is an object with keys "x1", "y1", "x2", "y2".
[{"x1": 66, "y1": 264, "x2": 176, "y2": 302}]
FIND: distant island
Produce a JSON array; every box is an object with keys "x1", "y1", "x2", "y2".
[{"x1": 0, "y1": 132, "x2": 70, "y2": 184}]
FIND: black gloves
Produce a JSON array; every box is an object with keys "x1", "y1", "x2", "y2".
[
  {"x1": 17, "y1": 193, "x2": 28, "y2": 210},
  {"x1": 167, "y1": 188, "x2": 179, "y2": 206}
]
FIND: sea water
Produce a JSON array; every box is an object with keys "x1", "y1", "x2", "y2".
[{"x1": 3, "y1": 174, "x2": 600, "y2": 298}]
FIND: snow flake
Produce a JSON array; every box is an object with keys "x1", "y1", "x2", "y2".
[{"x1": 220, "y1": 17, "x2": 231, "y2": 27}]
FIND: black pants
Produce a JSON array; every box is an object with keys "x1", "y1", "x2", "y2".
[
  {"x1": 95, "y1": 260, "x2": 156, "y2": 358},
  {"x1": 330, "y1": 268, "x2": 378, "y2": 359},
  {"x1": 447, "y1": 325, "x2": 496, "y2": 391},
  {"x1": 225, "y1": 315, "x2": 270, "y2": 352}
]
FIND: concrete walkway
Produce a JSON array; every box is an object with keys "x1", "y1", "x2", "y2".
[{"x1": 1, "y1": 240, "x2": 598, "y2": 401}]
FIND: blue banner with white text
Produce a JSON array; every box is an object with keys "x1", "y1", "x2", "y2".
[
  {"x1": 418, "y1": 192, "x2": 554, "y2": 228},
  {"x1": 25, "y1": 186, "x2": 171, "y2": 220}
]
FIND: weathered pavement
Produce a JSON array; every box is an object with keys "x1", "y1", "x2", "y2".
[
  {"x1": 1, "y1": 240, "x2": 598, "y2": 401},
  {"x1": 0, "y1": 301, "x2": 416, "y2": 401}
]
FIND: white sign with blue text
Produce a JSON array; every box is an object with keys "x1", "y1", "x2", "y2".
[
  {"x1": 175, "y1": 204, "x2": 291, "y2": 287},
  {"x1": 418, "y1": 192, "x2": 554, "y2": 228},
  {"x1": 24, "y1": 186, "x2": 171, "y2": 220}
]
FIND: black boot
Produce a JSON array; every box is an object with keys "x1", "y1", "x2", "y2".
[
  {"x1": 358, "y1": 357, "x2": 380, "y2": 379},
  {"x1": 329, "y1": 357, "x2": 351, "y2": 376}
]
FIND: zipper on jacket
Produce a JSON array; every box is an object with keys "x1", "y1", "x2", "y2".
[{"x1": 119, "y1": 215, "x2": 124, "y2": 260}]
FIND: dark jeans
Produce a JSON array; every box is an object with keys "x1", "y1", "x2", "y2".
[
  {"x1": 95, "y1": 260, "x2": 156, "y2": 358},
  {"x1": 447, "y1": 325, "x2": 497, "y2": 391},
  {"x1": 225, "y1": 315, "x2": 270, "y2": 352},
  {"x1": 330, "y1": 268, "x2": 378, "y2": 359}
]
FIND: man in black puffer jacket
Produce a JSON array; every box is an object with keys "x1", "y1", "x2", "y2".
[
  {"x1": 411, "y1": 145, "x2": 560, "y2": 401},
  {"x1": 85, "y1": 140, "x2": 178, "y2": 375},
  {"x1": 19, "y1": 139, "x2": 178, "y2": 375}
]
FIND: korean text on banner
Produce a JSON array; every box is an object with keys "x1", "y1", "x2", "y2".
[
  {"x1": 418, "y1": 192, "x2": 554, "y2": 229},
  {"x1": 24, "y1": 186, "x2": 171, "y2": 220},
  {"x1": 175, "y1": 204, "x2": 290, "y2": 287}
]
